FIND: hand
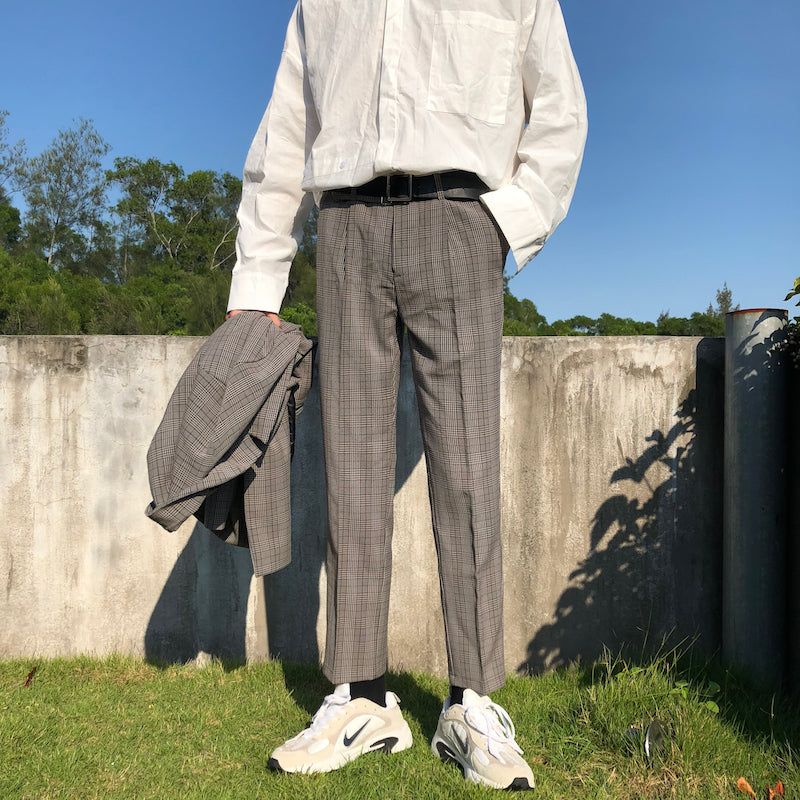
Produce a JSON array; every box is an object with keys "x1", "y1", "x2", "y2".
[{"x1": 226, "y1": 309, "x2": 282, "y2": 327}]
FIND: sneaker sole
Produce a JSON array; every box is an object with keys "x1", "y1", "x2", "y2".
[
  {"x1": 269, "y1": 724, "x2": 413, "y2": 774},
  {"x1": 432, "y1": 736, "x2": 534, "y2": 791}
]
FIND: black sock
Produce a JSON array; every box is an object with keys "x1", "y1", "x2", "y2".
[
  {"x1": 350, "y1": 675, "x2": 386, "y2": 706},
  {"x1": 449, "y1": 685, "x2": 465, "y2": 706}
]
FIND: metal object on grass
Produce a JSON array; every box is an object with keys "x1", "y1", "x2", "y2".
[
  {"x1": 623, "y1": 718, "x2": 669, "y2": 761},
  {"x1": 644, "y1": 718, "x2": 667, "y2": 760}
]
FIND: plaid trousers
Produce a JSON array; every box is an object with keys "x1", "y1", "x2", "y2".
[{"x1": 316, "y1": 194, "x2": 506, "y2": 695}]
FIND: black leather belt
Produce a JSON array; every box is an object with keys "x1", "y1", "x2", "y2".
[{"x1": 322, "y1": 170, "x2": 488, "y2": 204}]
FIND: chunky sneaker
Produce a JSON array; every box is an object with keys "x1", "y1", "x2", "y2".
[
  {"x1": 268, "y1": 684, "x2": 413, "y2": 774},
  {"x1": 431, "y1": 689, "x2": 535, "y2": 790}
]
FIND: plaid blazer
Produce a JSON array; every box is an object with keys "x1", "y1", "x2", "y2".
[{"x1": 145, "y1": 312, "x2": 313, "y2": 576}]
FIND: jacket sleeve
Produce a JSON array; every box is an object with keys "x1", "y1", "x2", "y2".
[
  {"x1": 480, "y1": 0, "x2": 588, "y2": 271},
  {"x1": 228, "y1": 3, "x2": 319, "y2": 313}
]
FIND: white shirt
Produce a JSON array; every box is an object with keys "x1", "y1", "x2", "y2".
[{"x1": 228, "y1": 0, "x2": 587, "y2": 313}]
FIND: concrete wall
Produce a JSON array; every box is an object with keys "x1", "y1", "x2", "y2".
[{"x1": 0, "y1": 335, "x2": 725, "y2": 677}]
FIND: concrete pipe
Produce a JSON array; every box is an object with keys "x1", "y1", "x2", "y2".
[{"x1": 723, "y1": 308, "x2": 788, "y2": 690}]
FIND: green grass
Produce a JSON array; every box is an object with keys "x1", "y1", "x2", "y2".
[{"x1": 1, "y1": 651, "x2": 797, "y2": 799}]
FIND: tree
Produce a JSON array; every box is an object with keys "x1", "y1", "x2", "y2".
[
  {"x1": 184, "y1": 269, "x2": 233, "y2": 336},
  {"x1": 594, "y1": 313, "x2": 657, "y2": 336},
  {"x1": 0, "y1": 251, "x2": 79, "y2": 334},
  {"x1": 22, "y1": 118, "x2": 110, "y2": 266},
  {"x1": 688, "y1": 311, "x2": 724, "y2": 337},
  {"x1": 705, "y1": 282, "x2": 739, "y2": 318},
  {"x1": 0, "y1": 113, "x2": 25, "y2": 251},
  {"x1": 0, "y1": 110, "x2": 26, "y2": 194},
  {"x1": 562, "y1": 314, "x2": 596, "y2": 335},
  {"x1": 656, "y1": 312, "x2": 691, "y2": 336},
  {"x1": 282, "y1": 301, "x2": 318, "y2": 337},
  {"x1": 656, "y1": 308, "x2": 724, "y2": 336},
  {"x1": 57, "y1": 217, "x2": 119, "y2": 281},
  {"x1": 502, "y1": 278, "x2": 548, "y2": 335},
  {"x1": 0, "y1": 195, "x2": 21, "y2": 251},
  {"x1": 172, "y1": 169, "x2": 241, "y2": 274},
  {"x1": 106, "y1": 156, "x2": 183, "y2": 276},
  {"x1": 106, "y1": 157, "x2": 241, "y2": 278}
]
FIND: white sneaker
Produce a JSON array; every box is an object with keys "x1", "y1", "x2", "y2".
[
  {"x1": 268, "y1": 684, "x2": 413, "y2": 774},
  {"x1": 431, "y1": 689, "x2": 535, "y2": 790}
]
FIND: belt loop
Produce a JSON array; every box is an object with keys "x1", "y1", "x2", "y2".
[{"x1": 434, "y1": 172, "x2": 444, "y2": 199}]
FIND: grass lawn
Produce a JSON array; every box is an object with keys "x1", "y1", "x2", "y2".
[{"x1": 1, "y1": 651, "x2": 797, "y2": 799}]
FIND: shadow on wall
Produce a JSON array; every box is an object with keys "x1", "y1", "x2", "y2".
[
  {"x1": 144, "y1": 522, "x2": 254, "y2": 664},
  {"x1": 145, "y1": 345, "x2": 425, "y2": 665},
  {"x1": 519, "y1": 340, "x2": 725, "y2": 674}
]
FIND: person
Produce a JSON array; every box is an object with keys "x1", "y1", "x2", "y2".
[{"x1": 226, "y1": 0, "x2": 587, "y2": 789}]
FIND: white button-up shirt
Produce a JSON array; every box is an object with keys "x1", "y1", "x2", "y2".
[{"x1": 228, "y1": 0, "x2": 587, "y2": 313}]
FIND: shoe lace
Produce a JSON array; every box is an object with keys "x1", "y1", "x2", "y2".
[
  {"x1": 298, "y1": 691, "x2": 350, "y2": 739},
  {"x1": 464, "y1": 698, "x2": 523, "y2": 760}
]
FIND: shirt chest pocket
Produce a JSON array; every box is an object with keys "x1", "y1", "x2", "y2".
[{"x1": 427, "y1": 11, "x2": 518, "y2": 126}]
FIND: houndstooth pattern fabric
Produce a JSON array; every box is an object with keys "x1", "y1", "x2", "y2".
[
  {"x1": 145, "y1": 312, "x2": 313, "y2": 576},
  {"x1": 317, "y1": 195, "x2": 506, "y2": 695}
]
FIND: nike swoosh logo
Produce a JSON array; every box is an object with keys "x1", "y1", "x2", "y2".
[
  {"x1": 453, "y1": 729, "x2": 469, "y2": 755},
  {"x1": 343, "y1": 720, "x2": 370, "y2": 747}
]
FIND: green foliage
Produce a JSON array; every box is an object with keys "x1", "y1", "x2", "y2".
[
  {"x1": 184, "y1": 270, "x2": 233, "y2": 337},
  {"x1": 553, "y1": 313, "x2": 658, "y2": 336},
  {"x1": 281, "y1": 301, "x2": 318, "y2": 337},
  {"x1": 655, "y1": 311, "x2": 724, "y2": 337},
  {"x1": 502, "y1": 280, "x2": 730, "y2": 338},
  {"x1": 503, "y1": 278, "x2": 548, "y2": 335},
  {"x1": 782, "y1": 277, "x2": 800, "y2": 370},
  {"x1": 705, "y1": 282, "x2": 739, "y2": 318},
  {"x1": 11, "y1": 281, "x2": 80, "y2": 334},
  {"x1": 0, "y1": 113, "x2": 741, "y2": 339},
  {"x1": 785, "y1": 276, "x2": 800, "y2": 306},
  {"x1": 685, "y1": 312, "x2": 725, "y2": 337},
  {"x1": 0, "y1": 196, "x2": 21, "y2": 250},
  {"x1": 106, "y1": 156, "x2": 241, "y2": 279}
]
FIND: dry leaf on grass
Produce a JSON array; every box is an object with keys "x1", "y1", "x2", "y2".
[
  {"x1": 767, "y1": 781, "x2": 785, "y2": 799},
  {"x1": 737, "y1": 777, "x2": 756, "y2": 799}
]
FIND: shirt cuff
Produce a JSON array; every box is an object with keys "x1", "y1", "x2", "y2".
[
  {"x1": 227, "y1": 267, "x2": 288, "y2": 314},
  {"x1": 481, "y1": 184, "x2": 549, "y2": 272}
]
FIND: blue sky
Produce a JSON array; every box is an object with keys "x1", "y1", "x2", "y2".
[{"x1": 3, "y1": 0, "x2": 798, "y2": 323}]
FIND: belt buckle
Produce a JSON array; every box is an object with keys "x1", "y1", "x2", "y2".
[{"x1": 384, "y1": 174, "x2": 412, "y2": 203}]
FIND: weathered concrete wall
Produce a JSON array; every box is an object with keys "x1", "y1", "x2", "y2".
[{"x1": 0, "y1": 335, "x2": 724, "y2": 677}]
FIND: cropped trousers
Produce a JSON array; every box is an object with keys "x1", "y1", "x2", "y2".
[{"x1": 316, "y1": 193, "x2": 506, "y2": 695}]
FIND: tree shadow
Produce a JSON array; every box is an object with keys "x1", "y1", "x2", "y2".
[{"x1": 519, "y1": 339, "x2": 725, "y2": 675}]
